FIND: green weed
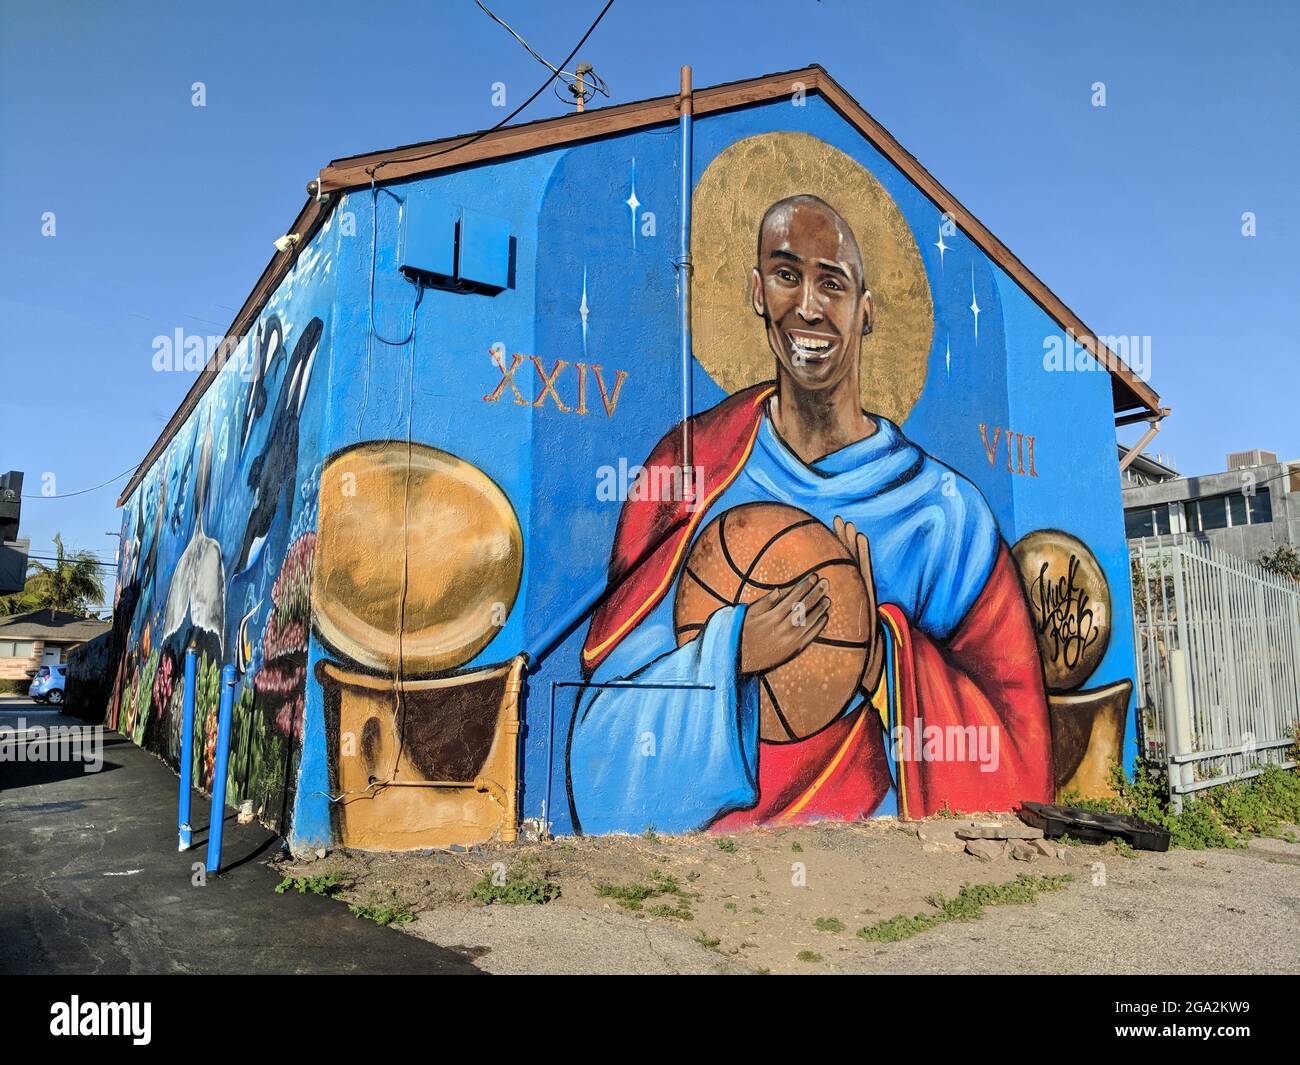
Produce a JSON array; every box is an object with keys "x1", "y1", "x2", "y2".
[
  {"x1": 348, "y1": 891, "x2": 415, "y2": 926},
  {"x1": 469, "y1": 867, "x2": 561, "y2": 906},
  {"x1": 274, "y1": 872, "x2": 342, "y2": 896},
  {"x1": 857, "y1": 873, "x2": 1072, "y2": 943},
  {"x1": 594, "y1": 871, "x2": 687, "y2": 913}
]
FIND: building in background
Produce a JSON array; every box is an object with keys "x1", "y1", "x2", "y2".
[
  {"x1": 0, "y1": 471, "x2": 29, "y2": 595},
  {"x1": 1123, "y1": 448, "x2": 1300, "y2": 562},
  {"x1": 0, "y1": 608, "x2": 110, "y2": 683},
  {"x1": 1118, "y1": 444, "x2": 1178, "y2": 489}
]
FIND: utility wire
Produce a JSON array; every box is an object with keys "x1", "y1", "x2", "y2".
[
  {"x1": 20, "y1": 464, "x2": 138, "y2": 499},
  {"x1": 25, "y1": 554, "x2": 119, "y2": 569},
  {"x1": 473, "y1": 0, "x2": 610, "y2": 106},
  {"x1": 474, "y1": 0, "x2": 581, "y2": 81},
  {"x1": 366, "y1": 0, "x2": 615, "y2": 180}
]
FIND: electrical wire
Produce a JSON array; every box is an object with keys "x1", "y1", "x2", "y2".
[
  {"x1": 24, "y1": 554, "x2": 118, "y2": 568},
  {"x1": 475, "y1": 0, "x2": 577, "y2": 82},
  {"x1": 472, "y1": 0, "x2": 610, "y2": 107},
  {"x1": 365, "y1": 0, "x2": 616, "y2": 181},
  {"x1": 473, "y1": 0, "x2": 612, "y2": 107},
  {"x1": 20, "y1": 464, "x2": 138, "y2": 499}
]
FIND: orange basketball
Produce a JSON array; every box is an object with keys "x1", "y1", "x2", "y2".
[{"x1": 674, "y1": 503, "x2": 872, "y2": 743}]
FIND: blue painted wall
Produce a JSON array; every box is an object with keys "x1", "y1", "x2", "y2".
[{"x1": 114, "y1": 87, "x2": 1140, "y2": 847}]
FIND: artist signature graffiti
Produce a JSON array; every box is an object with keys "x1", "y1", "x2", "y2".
[{"x1": 1028, "y1": 556, "x2": 1100, "y2": 671}]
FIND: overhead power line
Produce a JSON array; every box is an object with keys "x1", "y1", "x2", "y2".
[
  {"x1": 367, "y1": 0, "x2": 615, "y2": 179},
  {"x1": 21, "y1": 464, "x2": 138, "y2": 499},
  {"x1": 473, "y1": 0, "x2": 610, "y2": 106}
]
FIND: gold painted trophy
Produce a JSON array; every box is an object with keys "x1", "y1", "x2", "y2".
[
  {"x1": 1012, "y1": 530, "x2": 1133, "y2": 799},
  {"x1": 311, "y1": 442, "x2": 525, "y2": 850}
]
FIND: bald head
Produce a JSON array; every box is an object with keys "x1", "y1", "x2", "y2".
[
  {"x1": 751, "y1": 192, "x2": 875, "y2": 396},
  {"x1": 757, "y1": 195, "x2": 865, "y2": 293}
]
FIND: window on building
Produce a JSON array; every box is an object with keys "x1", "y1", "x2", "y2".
[
  {"x1": 1228, "y1": 491, "x2": 1248, "y2": 527},
  {"x1": 1186, "y1": 487, "x2": 1272, "y2": 532},
  {"x1": 1190, "y1": 495, "x2": 1229, "y2": 531},
  {"x1": 1125, "y1": 509, "x2": 1153, "y2": 538},
  {"x1": 1249, "y1": 487, "x2": 1272, "y2": 524},
  {"x1": 1125, "y1": 505, "x2": 1172, "y2": 539},
  {"x1": 0, "y1": 640, "x2": 35, "y2": 659}
]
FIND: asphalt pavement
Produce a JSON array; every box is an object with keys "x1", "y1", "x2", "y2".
[{"x1": 0, "y1": 696, "x2": 480, "y2": 974}]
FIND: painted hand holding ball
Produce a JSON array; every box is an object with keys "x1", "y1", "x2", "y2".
[{"x1": 674, "y1": 503, "x2": 875, "y2": 743}]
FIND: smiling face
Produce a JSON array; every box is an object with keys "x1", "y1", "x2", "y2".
[{"x1": 751, "y1": 195, "x2": 873, "y2": 395}]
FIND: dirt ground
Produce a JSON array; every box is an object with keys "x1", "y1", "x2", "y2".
[{"x1": 274, "y1": 813, "x2": 1300, "y2": 975}]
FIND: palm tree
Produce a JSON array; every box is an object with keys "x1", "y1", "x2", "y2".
[{"x1": 21, "y1": 534, "x2": 106, "y2": 617}]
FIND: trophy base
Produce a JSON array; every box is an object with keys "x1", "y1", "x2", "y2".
[
  {"x1": 1049, "y1": 678, "x2": 1133, "y2": 800},
  {"x1": 316, "y1": 656, "x2": 524, "y2": 851}
]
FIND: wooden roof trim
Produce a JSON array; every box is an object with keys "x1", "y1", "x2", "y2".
[{"x1": 317, "y1": 67, "x2": 822, "y2": 192}]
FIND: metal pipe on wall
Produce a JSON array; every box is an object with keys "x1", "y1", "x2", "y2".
[{"x1": 678, "y1": 65, "x2": 695, "y2": 484}]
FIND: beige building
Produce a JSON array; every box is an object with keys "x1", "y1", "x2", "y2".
[{"x1": 0, "y1": 609, "x2": 110, "y2": 682}]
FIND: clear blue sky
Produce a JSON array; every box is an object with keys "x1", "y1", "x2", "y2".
[{"x1": 2, "y1": 0, "x2": 1296, "y2": 603}]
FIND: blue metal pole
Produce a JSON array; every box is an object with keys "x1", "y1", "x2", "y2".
[
  {"x1": 205, "y1": 664, "x2": 236, "y2": 874},
  {"x1": 178, "y1": 646, "x2": 197, "y2": 851}
]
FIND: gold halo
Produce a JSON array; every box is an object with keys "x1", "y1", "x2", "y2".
[{"x1": 691, "y1": 132, "x2": 933, "y2": 423}]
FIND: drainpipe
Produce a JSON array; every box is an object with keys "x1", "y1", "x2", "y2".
[
  {"x1": 1117, "y1": 410, "x2": 1169, "y2": 474},
  {"x1": 678, "y1": 65, "x2": 695, "y2": 494}
]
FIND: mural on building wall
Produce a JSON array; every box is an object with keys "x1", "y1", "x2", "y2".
[
  {"x1": 107, "y1": 270, "x2": 329, "y2": 832},
  {"x1": 107, "y1": 106, "x2": 1139, "y2": 851},
  {"x1": 564, "y1": 133, "x2": 1128, "y2": 834}
]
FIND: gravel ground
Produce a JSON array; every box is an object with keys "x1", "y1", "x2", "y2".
[{"x1": 278, "y1": 817, "x2": 1300, "y2": 975}]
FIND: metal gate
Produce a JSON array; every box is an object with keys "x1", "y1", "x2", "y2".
[{"x1": 1130, "y1": 535, "x2": 1300, "y2": 810}]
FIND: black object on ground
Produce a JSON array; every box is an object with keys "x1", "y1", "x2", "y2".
[{"x1": 1019, "y1": 801, "x2": 1172, "y2": 852}]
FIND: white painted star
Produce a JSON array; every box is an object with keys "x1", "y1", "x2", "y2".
[
  {"x1": 934, "y1": 229, "x2": 949, "y2": 269},
  {"x1": 626, "y1": 158, "x2": 641, "y2": 246},
  {"x1": 945, "y1": 333, "x2": 952, "y2": 376},
  {"x1": 969, "y1": 266, "x2": 980, "y2": 344},
  {"x1": 579, "y1": 267, "x2": 590, "y2": 350}
]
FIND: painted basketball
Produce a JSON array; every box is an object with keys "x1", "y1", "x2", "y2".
[{"x1": 674, "y1": 503, "x2": 871, "y2": 743}]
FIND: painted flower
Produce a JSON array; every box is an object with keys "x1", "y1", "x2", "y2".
[
  {"x1": 262, "y1": 532, "x2": 315, "y2": 662},
  {"x1": 152, "y1": 653, "x2": 174, "y2": 722}
]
